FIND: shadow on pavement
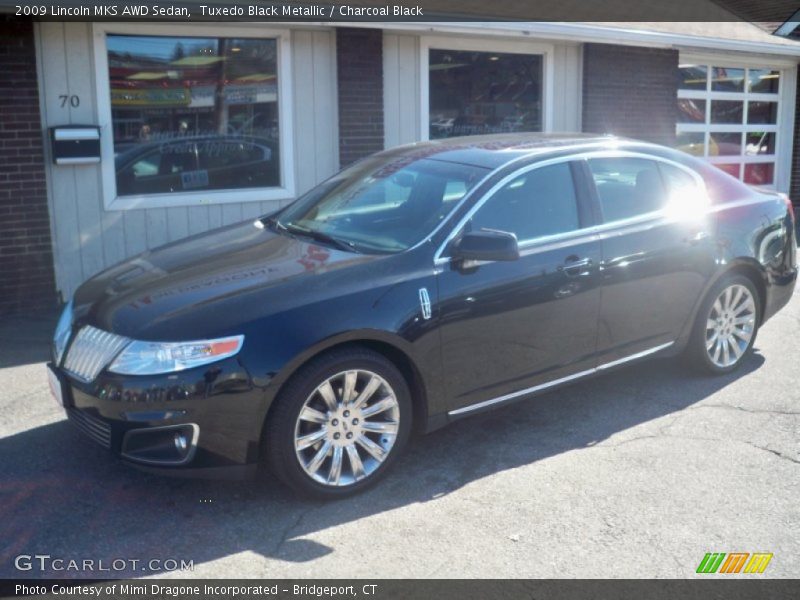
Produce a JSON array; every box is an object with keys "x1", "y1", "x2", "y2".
[
  {"x1": 0, "y1": 313, "x2": 59, "y2": 369},
  {"x1": 0, "y1": 350, "x2": 765, "y2": 578}
]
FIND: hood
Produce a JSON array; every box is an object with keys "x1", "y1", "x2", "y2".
[{"x1": 73, "y1": 220, "x2": 381, "y2": 340}]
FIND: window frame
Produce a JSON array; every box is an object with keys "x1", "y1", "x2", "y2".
[
  {"x1": 419, "y1": 35, "x2": 555, "y2": 142},
  {"x1": 465, "y1": 161, "x2": 584, "y2": 243},
  {"x1": 676, "y1": 52, "x2": 797, "y2": 192},
  {"x1": 92, "y1": 22, "x2": 295, "y2": 211},
  {"x1": 434, "y1": 151, "x2": 707, "y2": 265}
]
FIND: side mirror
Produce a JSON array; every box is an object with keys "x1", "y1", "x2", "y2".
[{"x1": 450, "y1": 230, "x2": 520, "y2": 263}]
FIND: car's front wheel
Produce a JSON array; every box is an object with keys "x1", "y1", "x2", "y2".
[
  {"x1": 265, "y1": 348, "x2": 412, "y2": 498},
  {"x1": 686, "y1": 274, "x2": 761, "y2": 375}
]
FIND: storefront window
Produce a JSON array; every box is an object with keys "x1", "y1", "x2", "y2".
[
  {"x1": 428, "y1": 49, "x2": 543, "y2": 139},
  {"x1": 675, "y1": 62, "x2": 781, "y2": 187},
  {"x1": 107, "y1": 34, "x2": 280, "y2": 197}
]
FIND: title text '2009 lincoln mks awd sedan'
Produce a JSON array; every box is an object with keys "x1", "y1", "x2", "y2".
[{"x1": 48, "y1": 134, "x2": 797, "y2": 498}]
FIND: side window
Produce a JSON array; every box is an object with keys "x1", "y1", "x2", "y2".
[
  {"x1": 588, "y1": 157, "x2": 667, "y2": 222},
  {"x1": 469, "y1": 162, "x2": 580, "y2": 241},
  {"x1": 658, "y1": 162, "x2": 700, "y2": 195}
]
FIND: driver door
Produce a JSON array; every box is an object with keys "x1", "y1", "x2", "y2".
[{"x1": 436, "y1": 160, "x2": 603, "y2": 414}]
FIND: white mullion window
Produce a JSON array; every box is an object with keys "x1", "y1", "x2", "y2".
[{"x1": 677, "y1": 60, "x2": 784, "y2": 188}]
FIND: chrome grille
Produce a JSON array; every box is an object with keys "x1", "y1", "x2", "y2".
[
  {"x1": 63, "y1": 325, "x2": 130, "y2": 382},
  {"x1": 67, "y1": 408, "x2": 112, "y2": 449}
]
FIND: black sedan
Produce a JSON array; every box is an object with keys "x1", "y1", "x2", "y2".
[{"x1": 49, "y1": 134, "x2": 797, "y2": 498}]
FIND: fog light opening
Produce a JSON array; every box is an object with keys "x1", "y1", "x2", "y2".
[{"x1": 121, "y1": 424, "x2": 198, "y2": 466}]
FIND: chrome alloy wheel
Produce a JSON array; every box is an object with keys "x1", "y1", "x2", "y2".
[
  {"x1": 293, "y1": 370, "x2": 400, "y2": 487},
  {"x1": 705, "y1": 284, "x2": 756, "y2": 368}
]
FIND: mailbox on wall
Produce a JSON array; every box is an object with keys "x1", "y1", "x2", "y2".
[{"x1": 50, "y1": 126, "x2": 101, "y2": 165}]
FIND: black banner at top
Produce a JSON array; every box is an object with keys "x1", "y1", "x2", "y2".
[{"x1": 1, "y1": 0, "x2": 799, "y2": 23}]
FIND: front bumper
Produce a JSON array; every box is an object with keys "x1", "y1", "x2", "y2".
[{"x1": 50, "y1": 357, "x2": 266, "y2": 479}]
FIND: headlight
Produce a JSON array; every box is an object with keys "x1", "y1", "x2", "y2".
[
  {"x1": 107, "y1": 335, "x2": 244, "y2": 376},
  {"x1": 53, "y1": 300, "x2": 73, "y2": 365}
]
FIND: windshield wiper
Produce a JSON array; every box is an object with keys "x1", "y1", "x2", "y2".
[
  {"x1": 283, "y1": 223, "x2": 359, "y2": 253},
  {"x1": 263, "y1": 216, "x2": 287, "y2": 232}
]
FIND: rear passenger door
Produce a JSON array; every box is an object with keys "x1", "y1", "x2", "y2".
[{"x1": 587, "y1": 155, "x2": 714, "y2": 363}]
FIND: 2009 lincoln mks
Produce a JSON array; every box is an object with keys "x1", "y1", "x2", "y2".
[{"x1": 48, "y1": 134, "x2": 796, "y2": 497}]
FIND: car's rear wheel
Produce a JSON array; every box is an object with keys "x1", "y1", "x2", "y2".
[
  {"x1": 686, "y1": 274, "x2": 760, "y2": 375},
  {"x1": 265, "y1": 348, "x2": 411, "y2": 498}
]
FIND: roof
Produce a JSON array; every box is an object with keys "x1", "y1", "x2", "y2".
[
  {"x1": 587, "y1": 21, "x2": 800, "y2": 49},
  {"x1": 379, "y1": 133, "x2": 622, "y2": 169}
]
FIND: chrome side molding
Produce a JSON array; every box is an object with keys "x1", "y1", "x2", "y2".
[{"x1": 448, "y1": 341, "x2": 675, "y2": 416}]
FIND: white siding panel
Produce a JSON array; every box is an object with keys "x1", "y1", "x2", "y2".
[
  {"x1": 312, "y1": 31, "x2": 338, "y2": 183},
  {"x1": 384, "y1": 34, "x2": 421, "y2": 149},
  {"x1": 293, "y1": 31, "x2": 317, "y2": 194},
  {"x1": 187, "y1": 206, "x2": 210, "y2": 236},
  {"x1": 221, "y1": 203, "x2": 243, "y2": 226},
  {"x1": 552, "y1": 44, "x2": 583, "y2": 132},
  {"x1": 64, "y1": 22, "x2": 107, "y2": 282},
  {"x1": 145, "y1": 208, "x2": 169, "y2": 249},
  {"x1": 123, "y1": 210, "x2": 148, "y2": 257},
  {"x1": 39, "y1": 26, "x2": 338, "y2": 297},
  {"x1": 208, "y1": 205, "x2": 223, "y2": 230},
  {"x1": 37, "y1": 22, "x2": 84, "y2": 295},
  {"x1": 166, "y1": 207, "x2": 189, "y2": 242}
]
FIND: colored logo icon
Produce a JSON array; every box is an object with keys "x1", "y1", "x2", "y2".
[{"x1": 696, "y1": 552, "x2": 773, "y2": 574}]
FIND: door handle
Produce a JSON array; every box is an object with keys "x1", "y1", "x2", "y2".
[{"x1": 558, "y1": 256, "x2": 593, "y2": 277}]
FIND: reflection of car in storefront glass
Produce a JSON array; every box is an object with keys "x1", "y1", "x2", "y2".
[{"x1": 115, "y1": 136, "x2": 279, "y2": 196}]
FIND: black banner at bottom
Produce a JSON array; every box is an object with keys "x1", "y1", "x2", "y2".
[{"x1": 2, "y1": 580, "x2": 800, "y2": 600}]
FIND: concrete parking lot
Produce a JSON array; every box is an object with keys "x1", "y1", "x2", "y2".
[{"x1": 0, "y1": 289, "x2": 798, "y2": 579}]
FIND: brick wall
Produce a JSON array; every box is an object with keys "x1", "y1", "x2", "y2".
[
  {"x1": 0, "y1": 17, "x2": 57, "y2": 315},
  {"x1": 336, "y1": 28, "x2": 384, "y2": 168},
  {"x1": 582, "y1": 43, "x2": 679, "y2": 146}
]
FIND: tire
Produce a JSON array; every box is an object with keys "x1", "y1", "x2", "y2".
[
  {"x1": 264, "y1": 347, "x2": 412, "y2": 499},
  {"x1": 685, "y1": 274, "x2": 761, "y2": 375}
]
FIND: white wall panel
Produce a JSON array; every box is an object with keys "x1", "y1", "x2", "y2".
[{"x1": 36, "y1": 24, "x2": 338, "y2": 299}]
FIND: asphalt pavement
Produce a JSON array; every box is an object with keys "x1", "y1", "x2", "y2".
[{"x1": 0, "y1": 289, "x2": 798, "y2": 579}]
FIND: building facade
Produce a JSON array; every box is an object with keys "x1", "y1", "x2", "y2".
[{"x1": 1, "y1": 16, "x2": 799, "y2": 313}]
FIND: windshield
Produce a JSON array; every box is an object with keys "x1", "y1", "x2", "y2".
[{"x1": 272, "y1": 155, "x2": 489, "y2": 254}]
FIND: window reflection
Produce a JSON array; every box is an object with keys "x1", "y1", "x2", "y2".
[
  {"x1": 711, "y1": 67, "x2": 744, "y2": 92},
  {"x1": 675, "y1": 132, "x2": 705, "y2": 157},
  {"x1": 744, "y1": 163, "x2": 774, "y2": 185},
  {"x1": 747, "y1": 101, "x2": 778, "y2": 125},
  {"x1": 108, "y1": 34, "x2": 281, "y2": 196},
  {"x1": 708, "y1": 132, "x2": 741, "y2": 156},
  {"x1": 677, "y1": 98, "x2": 705, "y2": 123},
  {"x1": 710, "y1": 100, "x2": 743, "y2": 124},
  {"x1": 679, "y1": 64, "x2": 707, "y2": 90},
  {"x1": 745, "y1": 132, "x2": 776, "y2": 156},
  {"x1": 747, "y1": 69, "x2": 779, "y2": 94},
  {"x1": 429, "y1": 49, "x2": 542, "y2": 139}
]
